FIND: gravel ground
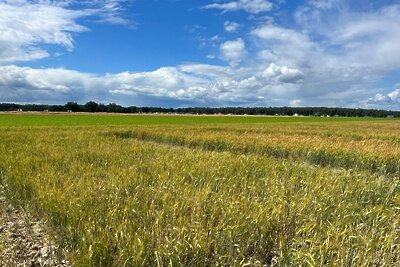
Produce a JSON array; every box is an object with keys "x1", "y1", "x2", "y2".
[{"x1": 0, "y1": 186, "x2": 71, "y2": 267}]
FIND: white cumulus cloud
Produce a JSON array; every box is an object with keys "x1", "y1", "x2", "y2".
[
  {"x1": 263, "y1": 63, "x2": 304, "y2": 83},
  {"x1": 220, "y1": 38, "x2": 247, "y2": 66},
  {"x1": 0, "y1": 64, "x2": 301, "y2": 106},
  {"x1": 203, "y1": 0, "x2": 272, "y2": 14},
  {"x1": 368, "y1": 88, "x2": 400, "y2": 105},
  {"x1": 0, "y1": 0, "x2": 129, "y2": 64},
  {"x1": 224, "y1": 21, "x2": 240, "y2": 32}
]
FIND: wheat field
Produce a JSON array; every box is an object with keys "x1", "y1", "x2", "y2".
[{"x1": 0, "y1": 115, "x2": 399, "y2": 266}]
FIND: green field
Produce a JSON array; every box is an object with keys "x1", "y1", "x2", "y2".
[
  {"x1": 0, "y1": 113, "x2": 388, "y2": 127},
  {"x1": 0, "y1": 114, "x2": 399, "y2": 266}
]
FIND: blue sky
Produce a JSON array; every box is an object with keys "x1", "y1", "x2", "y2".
[{"x1": 1, "y1": 0, "x2": 400, "y2": 109}]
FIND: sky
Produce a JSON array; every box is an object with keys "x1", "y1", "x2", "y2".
[{"x1": 1, "y1": 0, "x2": 400, "y2": 109}]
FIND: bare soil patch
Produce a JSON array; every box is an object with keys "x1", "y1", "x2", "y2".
[{"x1": 0, "y1": 187, "x2": 70, "y2": 267}]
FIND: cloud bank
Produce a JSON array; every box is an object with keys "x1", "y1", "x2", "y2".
[{"x1": 0, "y1": 0, "x2": 400, "y2": 109}]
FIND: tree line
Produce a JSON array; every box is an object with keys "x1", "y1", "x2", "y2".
[{"x1": 0, "y1": 101, "x2": 398, "y2": 117}]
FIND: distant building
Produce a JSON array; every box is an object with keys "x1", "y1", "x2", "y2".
[
  {"x1": 387, "y1": 115, "x2": 394, "y2": 118},
  {"x1": 293, "y1": 113, "x2": 299, "y2": 117}
]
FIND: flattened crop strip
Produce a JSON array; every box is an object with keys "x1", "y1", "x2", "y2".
[{"x1": 106, "y1": 130, "x2": 400, "y2": 177}]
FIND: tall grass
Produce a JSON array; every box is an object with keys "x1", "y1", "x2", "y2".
[{"x1": 0, "y1": 123, "x2": 399, "y2": 266}]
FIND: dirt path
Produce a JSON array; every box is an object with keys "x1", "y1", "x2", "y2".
[{"x1": 0, "y1": 186, "x2": 70, "y2": 267}]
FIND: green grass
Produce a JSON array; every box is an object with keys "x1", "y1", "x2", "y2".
[{"x1": 0, "y1": 113, "x2": 391, "y2": 127}]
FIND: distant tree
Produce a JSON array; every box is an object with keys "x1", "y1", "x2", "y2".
[
  {"x1": 125, "y1": 106, "x2": 139, "y2": 113},
  {"x1": 84, "y1": 101, "x2": 99, "y2": 112},
  {"x1": 106, "y1": 103, "x2": 123, "y2": 113},
  {"x1": 97, "y1": 103, "x2": 107, "y2": 112},
  {"x1": 65, "y1": 102, "x2": 80, "y2": 112},
  {"x1": 48, "y1": 105, "x2": 65, "y2": 112},
  {"x1": 0, "y1": 102, "x2": 399, "y2": 117}
]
